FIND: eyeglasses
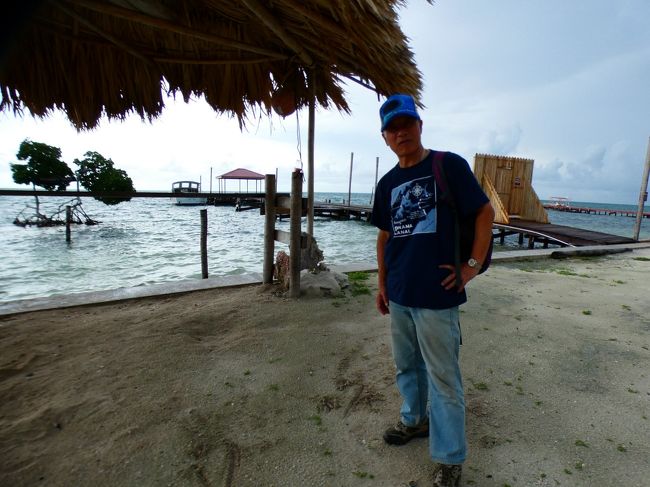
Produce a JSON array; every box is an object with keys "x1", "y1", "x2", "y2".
[{"x1": 384, "y1": 117, "x2": 418, "y2": 133}]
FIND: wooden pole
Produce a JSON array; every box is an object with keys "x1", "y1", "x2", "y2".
[
  {"x1": 371, "y1": 156, "x2": 379, "y2": 204},
  {"x1": 633, "y1": 136, "x2": 650, "y2": 241},
  {"x1": 307, "y1": 69, "x2": 316, "y2": 236},
  {"x1": 200, "y1": 209, "x2": 208, "y2": 278},
  {"x1": 65, "y1": 205, "x2": 71, "y2": 243},
  {"x1": 263, "y1": 174, "x2": 276, "y2": 284},
  {"x1": 348, "y1": 152, "x2": 354, "y2": 205},
  {"x1": 290, "y1": 169, "x2": 303, "y2": 298},
  {"x1": 209, "y1": 167, "x2": 213, "y2": 193}
]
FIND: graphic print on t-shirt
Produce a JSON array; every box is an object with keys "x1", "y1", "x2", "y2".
[{"x1": 390, "y1": 175, "x2": 437, "y2": 237}]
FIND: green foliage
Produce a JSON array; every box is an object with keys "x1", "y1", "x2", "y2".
[
  {"x1": 347, "y1": 271, "x2": 371, "y2": 296},
  {"x1": 73, "y1": 151, "x2": 135, "y2": 205},
  {"x1": 347, "y1": 271, "x2": 370, "y2": 282},
  {"x1": 11, "y1": 139, "x2": 74, "y2": 191}
]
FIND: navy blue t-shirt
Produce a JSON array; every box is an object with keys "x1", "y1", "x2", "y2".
[{"x1": 371, "y1": 150, "x2": 489, "y2": 309}]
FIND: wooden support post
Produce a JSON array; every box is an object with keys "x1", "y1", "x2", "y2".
[
  {"x1": 290, "y1": 169, "x2": 303, "y2": 298},
  {"x1": 263, "y1": 174, "x2": 276, "y2": 284},
  {"x1": 518, "y1": 232, "x2": 524, "y2": 245},
  {"x1": 633, "y1": 136, "x2": 650, "y2": 240},
  {"x1": 499, "y1": 229, "x2": 506, "y2": 245},
  {"x1": 307, "y1": 68, "x2": 315, "y2": 237},
  {"x1": 200, "y1": 209, "x2": 208, "y2": 278},
  {"x1": 65, "y1": 205, "x2": 72, "y2": 243},
  {"x1": 371, "y1": 156, "x2": 379, "y2": 205},
  {"x1": 348, "y1": 152, "x2": 354, "y2": 206},
  {"x1": 528, "y1": 235, "x2": 535, "y2": 249}
]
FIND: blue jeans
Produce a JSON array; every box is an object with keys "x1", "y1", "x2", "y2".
[{"x1": 389, "y1": 301, "x2": 466, "y2": 464}]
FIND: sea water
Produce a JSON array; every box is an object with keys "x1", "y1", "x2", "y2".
[{"x1": 0, "y1": 193, "x2": 648, "y2": 303}]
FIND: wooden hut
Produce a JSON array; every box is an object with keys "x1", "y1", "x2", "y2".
[{"x1": 473, "y1": 154, "x2": 549, "y2": 224}]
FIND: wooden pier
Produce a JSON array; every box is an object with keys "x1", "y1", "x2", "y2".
[
  {"x1": 0, "y1": 188, "x2": 285, "y2": 207},
  {"x1": 493, "y1": 220, "x2": 636, "y2": 248},
  {"x1": 309, "y1": 201, "x2": 639, "y2": 248},
  {"x1": 3, "y1": 189, "x2": 641, "y2": 248},
  {"x1": 313, "y1": 201, "x2": 372, "y2": 221},
  {"x1": 543, "y1": 203, "x2": 650, "y2": 218}
]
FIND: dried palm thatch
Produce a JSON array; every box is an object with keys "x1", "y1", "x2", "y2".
[{"x1": 0, "y1": 0, "x2": 430, "y2": 130}]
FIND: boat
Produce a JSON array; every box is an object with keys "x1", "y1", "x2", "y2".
[
  {"x1": 171, "y1": 181, "x2": 208, "y2": 206},
  {"x1": 549, "y1": 196, "x2": 571, "y2": 208}
]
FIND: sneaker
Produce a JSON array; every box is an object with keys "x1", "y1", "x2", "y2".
[
  {"x1": 432, "y1": 463, "x2": 462, "y2": 487},
  {"x1": 383, "y1": 419, "x2": 429, "y2": 445}
]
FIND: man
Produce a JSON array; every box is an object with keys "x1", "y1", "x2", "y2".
[{"x1": 370, "y1": 94, "x2": 494, "y2": 487}]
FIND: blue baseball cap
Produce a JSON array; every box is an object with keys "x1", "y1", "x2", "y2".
[{"x1": 379, "y1": 94, "x2": 420, "y2": 131}]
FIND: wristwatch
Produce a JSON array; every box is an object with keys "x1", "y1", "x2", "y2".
[{"x1": 467, "y1": 257, "x2": 481, "y2": 269}]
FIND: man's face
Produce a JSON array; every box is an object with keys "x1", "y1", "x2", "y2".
[{"x1": 382, "y1": 116, "x2": 423, "y2": 158}]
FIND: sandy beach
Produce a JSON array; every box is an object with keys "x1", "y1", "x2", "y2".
[{"x1": 1, "y1": 249, "x2": 649, "y2": 487}]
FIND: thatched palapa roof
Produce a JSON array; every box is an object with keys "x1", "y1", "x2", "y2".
[{"x1": 1, "y1": 0, "x2": 429, "y2": 130}]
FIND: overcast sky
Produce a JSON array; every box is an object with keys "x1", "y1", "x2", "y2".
[{"x1": 1, "y1": 0, "x2": 649, "y2": 204}]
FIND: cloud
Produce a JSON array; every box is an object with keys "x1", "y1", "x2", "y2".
[{"x1": 477, "y1": 124, "x2": 523, "y2": 155}]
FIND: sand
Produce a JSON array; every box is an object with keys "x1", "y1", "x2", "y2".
[{"x1": 1, "y1": 249, "x2": 649, "y2": 487}]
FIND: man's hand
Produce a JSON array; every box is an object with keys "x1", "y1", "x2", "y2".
[
  {"x1": 376, "y1": 289, "x2": 390, "y2": 315},
  {"x1": 439, "y1": 263, "x2": 480, "y2": 292}
]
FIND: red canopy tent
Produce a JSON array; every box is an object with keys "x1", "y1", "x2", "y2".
[{"x1": 217, "y1": 168, "x2": 265, "y2": 193}]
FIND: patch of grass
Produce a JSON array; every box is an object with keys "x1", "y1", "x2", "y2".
[
  {"x1": 269, "y1": 384, "x2": 279, "y2": 391},
  {"x1": 535, "y1": 401, "x2": 543, "y2": 407},
  {"x1": 612, "y1": 279, "x2": 626, "y2": 284},
  {"x1": 575, "y1": 439, "x2": 589, "y2": 448},
  {"x1": 617, "y1": 444, "x2": 627, "y2": 452},
  {"x1": 515, "y1": 385, "x2": 524, "y2": 395},
  {"x1": 575, "y1": 461, "x2": 584, "y2": 470},
  {"x1": 627, "y1": 388, "x2": 639, "y2": 394},
  {"x1": 347, "y1": 272, "x2": 372, "y2": 297},
  {"x1": 472, "y1": 381, "x2": 489, "y2": 391},
  {"x1": 348, "y1": 271, "x2": 370, "y2": 282},
  {"x1": 582, "y1": 310, "x2": 592, "y2": 316},
  {"x1": 633, "y1": 256, "x2": 650, "y2": 262},
  {"x1": 350, "y1": 283, "x2": 371, "y2": 296},
  {"x1": 564, "y1": 468, "x2": 573, "y2": 475},
  {"x1": 621, "y1": 304, "x2": 632, "y2": 311},
  {"x1": 555, "y1": 268, "x2": 579, "y2": 276},
  {"x1": 244, "y1": 370, "x2": 251, "y2": 376},
  {"x1": 503, "y1": 380, "x2": 513, "y2": 386},
  {"x1": 352, "y1": 471, "x2": 374, "y2": 479},
  {"x1": 323, "y1": 448, "x2": 333, "y2": 456},
  {"x1": 267, "y1": 357, "x2": 283, "y2": 364},
  {"x1": 308, "y1": 414, "x2": 323, "y2": 426}
]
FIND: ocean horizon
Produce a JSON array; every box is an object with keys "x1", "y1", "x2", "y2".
[{"x1": 1, "y1": 192, "x2": 649, "y2": 304}]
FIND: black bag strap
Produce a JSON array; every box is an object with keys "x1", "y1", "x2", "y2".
[{"x1": 432, "y1": 151, "x2": 463, "y2": 288}]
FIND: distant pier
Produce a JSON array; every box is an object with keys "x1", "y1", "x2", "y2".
[
  {"x1": 1, "y1": 189, "x2": 643, "y2": 248},
  {"x1": 543, "y1": 203, "x2": 650, "y2": 218}
]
